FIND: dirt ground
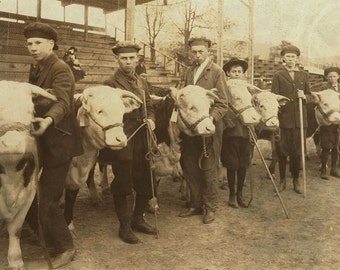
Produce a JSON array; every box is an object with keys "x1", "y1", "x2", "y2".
[{"x1": 2, "y1": 138, "x2": 340, "y2": 270}]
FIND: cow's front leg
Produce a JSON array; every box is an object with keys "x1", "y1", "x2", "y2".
[{"x1": 7, "y1": 220, "x2": 24, "y2": 270}]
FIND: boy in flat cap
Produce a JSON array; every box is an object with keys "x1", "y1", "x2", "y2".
[
  {"x1": 271, "y1": 45, "x2": 313, "y2": 194},
  {"x1": 220, "y1": 58, "x2": 252, "y2": 208},
  {"x1": 100, "y1": 41, "x2": 157, "y2": 244},
  {"x1": 317, "y1": 67, "x2": 340, "y2": 179},
  {"x1": 23, "y1": 22, "x2": 83, "y2": 268},
  {"x1": 178, "y1": 37, "x2": 228, "y2": 224}
]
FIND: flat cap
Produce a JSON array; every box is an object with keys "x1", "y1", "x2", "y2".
[
  {"x1": 111, "y1": 41, "x2": 141, "y2": 55},
  {"x1": 223, "y1": 57, "x2": 248, "y2": 73},
  {"x1": 188, "y1": 37, "x2": 212, "y2": 48},
  {"x1": 324, "y1": 67, "x2": 340, "y2": 76},
  {"x1": 280, "y1": 45, "x2": 300, "y2": 56},
  {"x1": 24, "y1": 22, "x2": 58, "y2": 50}
]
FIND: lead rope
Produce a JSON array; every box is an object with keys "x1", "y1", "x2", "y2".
[
  {"x1": 247, "y1": 127, "x2": 257, "y2": 207},
  {"x1": 247, "y1": 127, "x2": 289, "y2": 218},
  {"x1": 140, "y1": 90, "x2": 160, "y2": 239}
]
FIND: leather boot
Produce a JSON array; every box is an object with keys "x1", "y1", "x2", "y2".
[
  {"x1": 237, "y1": 168, "x2": 248, "y2": 208},
  {"x1": 227, "y1": 169, "x2": 237, "y2": 208},
  {"x1": 320, "y1": 166, "x2": 329, "y2": 180},
  {"x1": 113, "y1": 195, "x2": 139, "y2": 244},
  {"x1": 131, "y1": 195, "x2": 157, "y2": 235},
  {"x1": 293, "y1": 178, "x2": 303, "y2": 194},
  {"x1": 202, "y1": 206, "x2": 215, "y2": 224},
  {"x1": 279, "y1": 178, "x2": 286, "y2": 192}
]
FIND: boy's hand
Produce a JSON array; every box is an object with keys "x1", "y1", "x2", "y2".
[
  {"x1": 297, "y1": 89, "x2": 306, "y2": 99},
  {"x1": 31, "y1": 117, "x2": 53, "y2": 136}
]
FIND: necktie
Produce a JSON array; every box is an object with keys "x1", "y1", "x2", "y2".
[{"x1": 29, "y1": 65, "x2": 41, "y2": 84}]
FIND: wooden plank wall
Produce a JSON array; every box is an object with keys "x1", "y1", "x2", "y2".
[{"x1": 0, "y1": 18, "x2": 119, "y2": 92}]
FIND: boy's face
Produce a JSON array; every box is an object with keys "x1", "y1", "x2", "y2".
[
  {"x1": 26, "y1": 37, "x2": 54, "y2": 62},
  {"x1": 190, "y1": 45, "x2": 209, "y2": 65},
  {"x1": 117, "y1": 52, "x2": 138, "y2": 73},
  {"x1": 282, "y1": 53, "x2": 298, "y2": 68},
  {"x1": 227, "y1": 65, "x2": 244, "y2": 79},
  {"x1": 327, "y1": 71, "x2": 339, "y2": 85}
]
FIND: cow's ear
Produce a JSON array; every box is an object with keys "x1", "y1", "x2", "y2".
[
  {"x1": 120, "y1": 90, "x2": 143, "y2": 113},
  {"x1": 207, "y1": 89, "x2": 219, "y2": 104},
  {"x1": 246, "y1": 83, "x2": 263, "y2": 95},
  {"x1": 311, "y1": 92, "x2": 321, "y2": 103},
  {"x1": 169, "y1": 87, "x2": 178, "y2": 101},
  {"x1": 81, "y1": 89, "x2": 93, "y2": 111},
  {"x1": 276, "y1": 95, "x2": 290, "y2": 106}
]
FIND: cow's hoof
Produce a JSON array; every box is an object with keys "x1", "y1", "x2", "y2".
[
  {"x1": 51, "y1": 249, "x2": 76, "y2": 269},
  {"x1": 68, "y1": 222, "x2": 78, "y2": 239},
  {"x1": 101, "y1": 188, "x2": 111, "y2": 196}
]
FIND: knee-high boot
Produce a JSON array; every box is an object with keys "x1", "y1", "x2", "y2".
[
  {"x1": 330, "y1": 149, "x2": 340, "y2": 178},
  {"x1": 237, "y1": 168, "x2": 248, "y2": 208},
  {"x1": 131, "y1": 195, "x2": 157, "y2": 235},
  {"x1": 227, "y1": 169, "x2": 237, "y2": 208},
  {"x1": 112, "y1": 195, "x2": 139, "y2": 244},
  {"x1": 291, "y1": 155, "x2": 302, "y2": 194},
  {"x1": 278, "y1": 156, "x2": 287, "y2": 191},
  {"x1": 320, "y1": 149, "x2": 329, "y2": 179}
]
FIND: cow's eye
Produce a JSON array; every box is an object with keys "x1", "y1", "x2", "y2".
[
  {"x1": 189, "y1": 106, "x2": 197, "y2": 112},
  {"x1": 97, "y1": 110, "x2": 103, "y2": 114}
]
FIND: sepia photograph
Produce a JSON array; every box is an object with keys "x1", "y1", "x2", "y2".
[{"x1": 0, "y1": 0, "x2": 340, "y2": 269}]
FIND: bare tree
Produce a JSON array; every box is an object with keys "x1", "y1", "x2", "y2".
[
  {"x1": 169, "y1": 0, "x2": 234, "y2": 67},
  {"x1": 144, "y1": 2, "x2": 166, "y2": 62}
]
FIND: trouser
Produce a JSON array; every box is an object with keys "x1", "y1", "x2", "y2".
[
  {"x1": 180, "y1": 120, "x2": 223, "y2": 211},
  {"x1": 26, "y1": 160, "x2": 73, "y2": 255}
]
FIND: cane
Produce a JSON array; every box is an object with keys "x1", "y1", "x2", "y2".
[
  {"x1": 248, "y1": 127, "x2": 289, "y2": 219},
  {"x1": 140, "y1": 89, "x2": 159, "y2": 239},
  {"x1": 298, "y1": 96, "x2": 307, "y2": 197}
]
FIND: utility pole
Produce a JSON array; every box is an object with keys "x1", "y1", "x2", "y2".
[
  {"x1": 217, "y1": 0, "x2": 224, "y2": 67},
  {"x1": 248, "y1": 0, "x2": 254, "y2": 84},
  {"x1": 239, "y1": 0, "x2": 254, "y2": 84}
]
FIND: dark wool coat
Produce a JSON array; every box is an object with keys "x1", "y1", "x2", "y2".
[
  {"x1": 29, "y1": 53, "x2": 83, "y2": 167},
  {"x1": 271, "y1": 68, "x2": 312, "y2": 128}
]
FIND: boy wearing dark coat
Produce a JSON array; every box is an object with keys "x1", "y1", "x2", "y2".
[
  {"x1": 178, "y1": 37, "x2": 228, "y2": 224},
  {"x1": 23, "y1": 22, "x2": 83, "y2": 268},
  {"x1": 271, "y1": 45, "x2": 313, "y2": 194},
  {"x1": 102, "y1": 41, "x2": 157, "y2": 244}
]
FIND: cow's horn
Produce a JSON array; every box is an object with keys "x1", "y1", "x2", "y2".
[
  {"x1": 247, "y1": 83, "x2": 264, "y2": 94},
  {"x1": 28, "y1": 83, "x2": 57, "y2": 101},
  {"x1": 120, "y1": 90, "x2": 143, "y2": 104}
]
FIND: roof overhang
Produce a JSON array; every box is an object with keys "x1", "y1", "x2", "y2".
[{"x1": 58, "y1": 0, "x2": 156, "y2": 13}]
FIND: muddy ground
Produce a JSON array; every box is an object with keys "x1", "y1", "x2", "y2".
[{"x1": 1, "y1": 139, "x2": 340, "y2": 270}]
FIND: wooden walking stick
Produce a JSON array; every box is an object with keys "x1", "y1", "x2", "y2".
[
  {"x1": 248, "y1": 127, "x2": 289, "y2": 219},
  {"x1": 298, "y1": 96, "x2": 307, "y2": 197}
]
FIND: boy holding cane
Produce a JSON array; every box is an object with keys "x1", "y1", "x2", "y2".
[{"x1": 271, "y1": 45, "x2": 313, "y2": 194}]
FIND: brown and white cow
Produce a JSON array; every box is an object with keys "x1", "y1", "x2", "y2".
[
  {"x1": 0, "y1": 81, "x2": 56, "y2": 270},
  {"x1": 64, "y1": 85, "x2": 142, "y2": 234}
]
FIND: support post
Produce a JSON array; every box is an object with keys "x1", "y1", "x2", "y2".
[
  {"x1": 125, "y1": 0, "x2": 135, "y2": 40},
  {"x1": 217, "y1": 0, "x2": 224, "y2": 67}
]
